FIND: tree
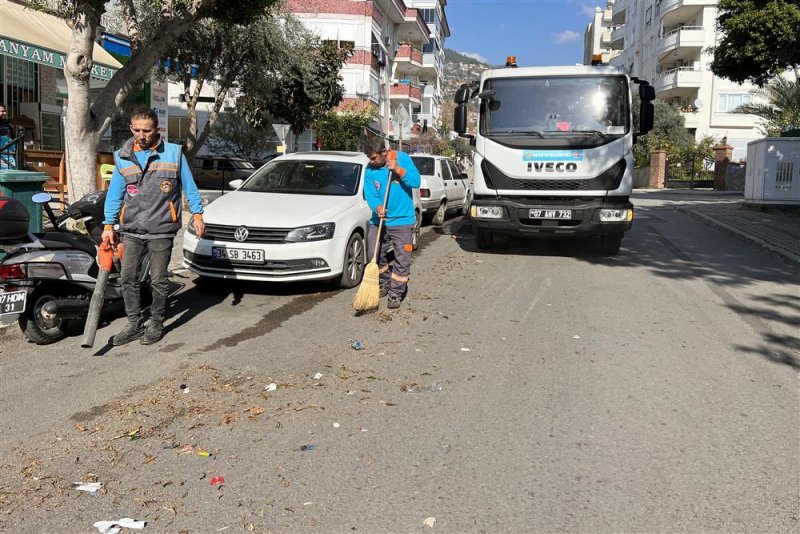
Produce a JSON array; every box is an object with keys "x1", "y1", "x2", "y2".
[
  {"x1": 314, "y1": 101, "x2": 376, "y2": 151},
  {"x1": 28, "y1": 0, "x2": 277, "y2": 200},
  {"x1": 710, "y1": 0, "x2": 800, "y2": 86},
  {"x1": 633, "y1": 96, "x2": 694, "y2": 166},
  {"x1": 734, "y1": 75, "x2": 800, "y2": 136},
  {"x1": 160, "y1": 11, "x2": 300, "y2": 159},
  {"x1": 241, "y1": 40, "x2": 352, "y2": 144},
  {"x1": 205, "y1": 113, "x2": 277, "y2": 160}
]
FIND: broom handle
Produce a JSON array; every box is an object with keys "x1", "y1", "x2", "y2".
[{"x1": 370, "y1": 170, "x2": 394, "y2": 262}]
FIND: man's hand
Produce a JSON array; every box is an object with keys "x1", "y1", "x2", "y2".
[
  {"x1": 192, "y1": 215, "x2": 206, "y2": 238},
  {"x1": 386, "y1": 159, "x2": 398, "y2": 173},
  {"x1": 376, "y1": 206, "x2": 387, "y2": 219},
  {"x1": 101, "y1": 227, "x2": 117, "y2": 246}
]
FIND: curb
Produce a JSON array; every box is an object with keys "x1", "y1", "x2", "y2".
[{"x1": 684, "y1": 209, "x2": 800, "y2": 267}]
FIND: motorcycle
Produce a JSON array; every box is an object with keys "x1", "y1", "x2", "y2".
[{"x1": 0, "y1": 190, "x2": 149, "y2": 345}]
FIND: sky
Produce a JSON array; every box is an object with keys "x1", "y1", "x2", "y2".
[{"x1": 444, "y1": 0, "x2": 602, "y2": 67}]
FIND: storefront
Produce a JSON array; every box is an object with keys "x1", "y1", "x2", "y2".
[{"x1": 0, "y1": 0, "x2": 122, "y2": 150}]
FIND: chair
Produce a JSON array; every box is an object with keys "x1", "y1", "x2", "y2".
[{"x1": 100, "y1": 164, "x2": 114, "y2": 190}]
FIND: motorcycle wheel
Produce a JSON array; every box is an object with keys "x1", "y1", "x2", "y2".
[{"x1": 19, "y1": 290, "x2": 74, "y2": 345}]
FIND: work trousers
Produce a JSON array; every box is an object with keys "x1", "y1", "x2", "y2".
[
  {"x1": 120, "y1": 235, "x2": 173, "y2": 326},
  {"x1": 367, "y1": 223, "x2": 414, "y2": 299}
]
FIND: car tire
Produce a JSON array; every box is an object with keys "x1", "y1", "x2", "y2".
[
  {"x1": 431, "y1": 200, "x2": 447, "y2": 226},
  {"x1": 475, "y1": 229, "x2": 494, "y2": 250},
  {"x1": 412, "y1": 210, "x2": 421, "y2": 251},
  {"x1": 338, "y1": 232, "x2": 366, "y2": 289}
]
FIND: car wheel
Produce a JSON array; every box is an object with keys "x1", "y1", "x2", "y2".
[
  {"x1": 412, "y1": 210, "x2": 421, "y2": 251},
  {"x1": 431, "y1": 200, "x2": 447, "y2": 226},
  {"x1": 475, "y1": 229, "x2": 494, "y2": 250},
  {"x1": 338, "y1": 232, "x2": 366, "y2": 289}
]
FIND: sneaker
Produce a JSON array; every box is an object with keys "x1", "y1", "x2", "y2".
[
  {"x1": 379, "y1": 284, "x2": 390, "y2": 298},
  {"x1": 111, "y1": 323, "x2": 144, "y2": 346},
  {"x1": 387, "y1": 296, "x2": 401, "y2": 309},
  {"x1": 140, "y1": 322, "x2": 164, "y2": 345}
]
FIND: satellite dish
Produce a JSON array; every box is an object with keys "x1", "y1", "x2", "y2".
[
  {"x1": 694, "y1": 98, "x2": 704, "y2": 109},
  {"x1": 355, "y1": 82, "x2": 369, "y2": 95}
]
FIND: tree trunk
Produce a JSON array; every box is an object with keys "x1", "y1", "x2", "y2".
[
  {"x1": 186, "y1": 83, "x2": 230, "y2": 160},
  {"x1": 63, "y1": 8, "x2": 102, "y2": 201}
]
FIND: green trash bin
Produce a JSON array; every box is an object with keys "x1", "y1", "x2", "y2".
[{"x1": 0, "y1": 170, "x2": 49, "y2": 234}]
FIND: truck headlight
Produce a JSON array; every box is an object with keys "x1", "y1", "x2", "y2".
[
  {"x1": 599, "y1": 208, "x2": 633, "y2": 222},
  {"x1": 471, "y1": 205, "x2": 504, "y2": 219},
  {"x1": 285, "y1": 223, "x2": 335, "y2": 242}
]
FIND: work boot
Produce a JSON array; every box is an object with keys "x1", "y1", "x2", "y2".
[
  {"x1": 111, "y1": 323, "x2": 144, "y2": 346},
  {"x1": 387, "y1": 296, "x2": 402, "y2": 309},
  {"x1": 380, "y1": 284, "x2": 390, "y2": 298},
  {"x1": 140, "y1": 322, "x2": 164, "y2": 345}
]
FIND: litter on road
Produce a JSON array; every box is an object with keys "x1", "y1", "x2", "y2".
[
  {"x1": 265, "y1": 383, "x2": 278, "y2": 392},
  {"x1": 423, "y1": 517, "x2": 436, "y2": 528},
  {"x1": 351, "y1": 340, "x2": 364, "y2": 350},
  {"x1": 93, "y1": 518, "x2": 147, "y2": 534},
  {"x1": 300, "y1": 444, "x2": 317, "y2": 451},
  {"x1": 210, "y1": 476, "x2": 225, "y2": 486},
  {"x1": 73, "y1": 481, "x2": 102, "y2": 494},
  {"x1": 312, "y1": 372, "x2": 323, "y2": 380}
]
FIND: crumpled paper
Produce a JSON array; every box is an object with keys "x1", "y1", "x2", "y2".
[{"x1": 93, "y1": 518, "x2": 147, "y2": 534}]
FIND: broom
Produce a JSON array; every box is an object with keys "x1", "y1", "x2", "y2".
[{"x1": 352, "y1": 163, "x2": 394, "y2": 312}]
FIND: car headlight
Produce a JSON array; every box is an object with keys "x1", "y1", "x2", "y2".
[
  {"x1": 470, "y1": 205, "x2": 504, "y2": 219},
  {"x1": 285, "y1": 223, "x2": 336, "y2": 242},
  {"x1": 598, "y1": 208, "x2": 633, "y2": 222}
]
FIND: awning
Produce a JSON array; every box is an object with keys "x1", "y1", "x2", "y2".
[{"x1": 0, "y1": 0, "x2": 122, "y2": 81}]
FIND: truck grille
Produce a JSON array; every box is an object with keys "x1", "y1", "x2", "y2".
[
  {"x1": 204, "y1": 223, "x2": 290, "y2": 244},
  {"x1": 482, "y1": 160, "x2": 625, "y2": 191}
]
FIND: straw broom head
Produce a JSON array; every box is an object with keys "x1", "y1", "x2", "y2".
[{"x1": 352, "y1": 260, "x2": 380, "y2": 311}]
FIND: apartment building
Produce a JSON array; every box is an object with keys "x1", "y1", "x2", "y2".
[
  {"x1": 287, "y1": 0, "x2": 450, "y2": 140},
  {"x1": 606, "y1": 0, "x2": 760, "y2": 159},
  {"x1": 583, "y1": 1, "x2": 621, "y2": 66}
]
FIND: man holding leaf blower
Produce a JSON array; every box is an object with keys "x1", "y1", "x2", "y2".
[{"x1": 363, "y1": 138, "x2": 421, "y2": 309}]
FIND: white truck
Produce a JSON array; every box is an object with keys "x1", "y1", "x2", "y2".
[{"x1": 453, "y1": 61, "x2": 655, "y2": 254}]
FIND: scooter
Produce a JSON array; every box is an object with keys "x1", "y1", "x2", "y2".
[{"x1": 0, "y1": 190, "x2": 149, "y2": 345}]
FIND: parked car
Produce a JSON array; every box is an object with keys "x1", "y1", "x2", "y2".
[
  {"x1": 182, "y1": 152, "x2": 422, "y2": 287},
  {"x1": 192, "y1": 156, "x2": 256, "y2": 189},
  {"x1": 410, "y1": 154, "x2": 470, "y2": 225}
]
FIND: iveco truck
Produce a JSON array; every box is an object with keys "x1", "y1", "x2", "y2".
[{"x1": 454, "y1": 59, "x2": 655, "y2": 254}]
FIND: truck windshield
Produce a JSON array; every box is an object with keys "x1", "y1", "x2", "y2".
[{"x1": 482, "y1": 76, "x2": 629, "y2": 137}]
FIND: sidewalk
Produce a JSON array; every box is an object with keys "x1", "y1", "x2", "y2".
[{"x1": 682, "y1": 201, "x2": 800, "y2": 266}]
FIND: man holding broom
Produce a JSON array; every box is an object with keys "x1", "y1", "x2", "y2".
[{"x1": 357, "y1": 138, "x2": 421, "y2": 310}]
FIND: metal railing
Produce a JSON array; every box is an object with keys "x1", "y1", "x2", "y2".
[{"x1": 0, "y1": 127, "x2": 25, "y2": 171}]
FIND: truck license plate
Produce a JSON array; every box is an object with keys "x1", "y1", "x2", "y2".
[
  {"x1": 529, "y1": 209, "x2": 572, "y2": 220},
  {"x1": 212, "y1": 247, "x2": 265, "y2": 263},
  {"x1": 0, "y1": 290, "x2": 26, "y2": 315}
]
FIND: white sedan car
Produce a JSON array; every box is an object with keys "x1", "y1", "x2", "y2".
[{"x1": 183, "y1": 151, "x2": 421, "y2": 288}]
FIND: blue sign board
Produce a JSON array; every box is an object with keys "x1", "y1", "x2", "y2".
[{"x1": 522, "y1": 150, "x2": 584, "y2": 162}]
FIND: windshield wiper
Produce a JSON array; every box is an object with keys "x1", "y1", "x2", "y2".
[
  {"x1": 569, "y1": 129, "x2": 609, "y2": 138},
  {"x1": 491, "y1": 130, "x2": 545, "y2": 138}
]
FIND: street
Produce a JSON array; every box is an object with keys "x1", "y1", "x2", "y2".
[{"x1": 0, "y1": 191, "x2": 797, "y2": 532}]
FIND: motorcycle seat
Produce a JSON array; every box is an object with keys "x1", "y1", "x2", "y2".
[{"x1": 36, "y1": 232, "x2": 98, "y2": 258}]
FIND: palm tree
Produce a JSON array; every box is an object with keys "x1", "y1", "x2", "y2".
[{"x1": 734, "y1": 75, "x2": 800, "y2": 136}]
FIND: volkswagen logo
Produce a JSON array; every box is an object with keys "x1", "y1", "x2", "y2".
[{"x1": 233, "y1": 226, "x2": 249, "y2": 242}]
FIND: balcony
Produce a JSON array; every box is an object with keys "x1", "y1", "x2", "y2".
[
  {"x1": 600, "y1": 30, "x2": 613, "y2": 47},
  {"x1": 395, "y1": 44, "x2": 423, "y2": 72},
  {"x1": 612, "y1": 0, "x2": 626, "y2": 24},
  {"x1": 398, "y1": 8, "x2": 430, "y2": 44},
  {"x1": 391, "y1": 82, "x2": 422, "y2": 103},
  {"x1": 653, "y1": 66, "x2": 703, "y2": 94},
  {"x1": 421, "y1": 52, "x2": 440, "y2": 76},
  {"x1": 660, "y1": 0, "x2": 712, "y2": 27},
  {"x1": 610, "y1": 26, "x2": 624, "y2": 50},
  {"x1": 656, "y1": 26, "x2": 706, "y2": 61},
  {"x1": 680, "y1": 107, "x2": 701, "y2": 129}
]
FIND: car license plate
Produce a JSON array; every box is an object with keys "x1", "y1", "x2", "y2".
[
  {"x1": 212, "y1": 247, "x2": 265, "y2": 263},
  {"x1": 0, "y1": 290, "x2": 26, "y2": 316},
  {"x1": 529, "y1": 209, "x2": 572, "y2": 220}
]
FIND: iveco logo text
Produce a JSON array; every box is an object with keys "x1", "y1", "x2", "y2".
[
  {"x1": 530, "y1": 162, "x2": 578, "y2": 172},
  {"x1": 234, "y1": 226, "x2": 249, "y2": 242}
]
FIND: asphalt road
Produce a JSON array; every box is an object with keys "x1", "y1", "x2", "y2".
[{"x1": 0, "y1": 191, "x2": 797, "y2": 532}]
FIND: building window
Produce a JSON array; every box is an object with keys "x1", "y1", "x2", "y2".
[
  {"x1": 718, "y1": 93, "x2": 753, "y2": 113},
  {"x1": 645, "y1": 7, "x2": 652, "y2": 27},
  {"x1": 5, "y1": 57, "x2": 38, "y2": 118},
  {"x1": 420, "y1": 8, "x2": 436, "y2": 24}
]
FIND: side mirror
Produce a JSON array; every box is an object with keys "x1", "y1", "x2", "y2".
[
  {"x1": 454, "y1": 104, "x2": 467, "y2": 135},
  {"x1": 639, "y1": 83, "x2": 656, "y2": 101},
  {"x1": 460, "y1": 172, "x2": 468, "y2": 179},
  {"x1": 454, "y1": 85, "x2": 470, "y2": 104},
  {"x1": 639, "y1": 100, "x2": 655, "y2": 136},
  {"x1": 228, "y1": 179, "x2": 244, "y2": 189}
]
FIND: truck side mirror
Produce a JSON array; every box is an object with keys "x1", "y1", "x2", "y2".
[
  {"x1": 454, "y1": 104, "x2": 467, "y2": 135},
  {"x1": 639, "y1": 100, "x2": 655, "y2": 135},
  {"x1": 454, "y1": 86, "x2": 470, "y2": 105},
  {"x1": 639, "y1": 84, "x2": 656, "y2": 101}
]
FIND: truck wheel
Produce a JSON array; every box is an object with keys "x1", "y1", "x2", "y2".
[
  {"x1": 18, "y1": 291, "x2": 72, "y2": 345},
  {"x1": 475, "y1": 229, "x2": 494, "y2": 250},
  {"x1": 337, "y1": 232, "x2": 365, "y2": 289},
  {"x1": 431, "y1": 200, "x2": 447, "y2": 226},
  {"x1": 599, "y1": 233, "x2": 623, "y2": 256}
]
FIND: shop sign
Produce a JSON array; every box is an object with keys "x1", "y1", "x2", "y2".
[{"x1": 0, "y1": 38, "x2": 116, "y2": 81}]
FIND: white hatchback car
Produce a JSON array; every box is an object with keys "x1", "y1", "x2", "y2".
[
  {"x1": 183, "y1": 151, "x2": 421, "y2": 287},
  {"x1": 410, "y1": 154, "x2": 470, "y2": 226}
]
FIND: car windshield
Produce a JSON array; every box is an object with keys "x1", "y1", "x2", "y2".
[
  {"x1": 482, "y1": 75, "x2": 629, "y2": 136},
  {"x1": 240, "y1": 160, "x2": 362, "y2": 196},
  {"x1": 411, "y1": 156, "x2": 435, "y2": 175}
]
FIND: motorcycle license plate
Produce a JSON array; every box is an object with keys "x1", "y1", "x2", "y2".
[
  {"x1": 0, "y1": 290, "x2": 26, "y2": 315},
  {"x1": 212, "y1": 247, "x2": 264, "y2": 263}
]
